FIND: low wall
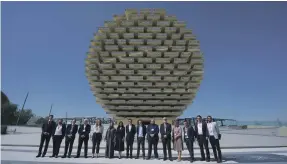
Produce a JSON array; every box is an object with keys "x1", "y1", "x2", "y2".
[
  {"x1": 247, "y1": 125, "x2": 278, "y2": 129},
  {"x1": 278, "y1": 126, "x2": 287, "y2": 137}
]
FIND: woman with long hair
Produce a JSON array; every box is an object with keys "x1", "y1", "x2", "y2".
[
  {"x1": 92, "y1": 119, "x2": 104, "y2": 158},
  {"x1": 105, "y1": 121, "x2": 116, "y2": 158},
  {"x1": 172, "y1": 119, "x2": 183, "y2": 161},
  {"x1": 114, "y1": 121, "x2": 125, "y2": 159}
]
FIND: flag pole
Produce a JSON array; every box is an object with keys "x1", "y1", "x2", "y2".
[
  {"x1": 66, "y1": 112, "x2": 68, "y2": 124},
  {"x1": 48, "y1": 104, "x2": 53, "y2": 116},
  {"x1": 16, "y1": 92, "x2": 29, "y2": 126}
]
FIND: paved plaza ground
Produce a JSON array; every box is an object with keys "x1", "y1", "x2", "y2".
[{"x1": 2, "y1": 126, "x2": 287, "y2": 164}]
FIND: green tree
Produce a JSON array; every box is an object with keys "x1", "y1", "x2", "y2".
[
  {"x1": 15, "y1": 109, "x2": 35, "y2": 125},
  {"x1": 1, "y1": 101, "x2": 35, "y2": 125},
  {"x1": 35, "y1": 116, "x2": 48, "y2": 125},
  {"x1": 1, "y1": 103, "x2": 18, "y2": 125}
]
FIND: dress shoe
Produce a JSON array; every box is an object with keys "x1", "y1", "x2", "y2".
[
  {"x1": 61, "y1": 156, "x2": 66, "y2": 158},
  {"x1": 74, "y1": 156, "x2": 79, "y2": 158},
  {"x1": 68, "y1": 155, "x2": 71, "y2": 158},
  {"x1": 85, "y1": 156, "x2": 88, "y2": 158},
  {"x1": 200, "y1": 158, "x2": 205, "y2": 161},
  {"x1": 206, "y1": 158, "x2": 210, "y2": 162},
  {"x1": 49, "y1": 155, "x2": 55, "y2": 158},
  {"x1": 41, "y1": 154, "x2": 46, "y2": 157},
  {"x1": 217, "y1": 159, "x2": 222, "y2": 163},
  {"x1": 36, "y1": 154, "x2": 41, "y2": 158},
  {"x1": 169, "y1": 158, "x2": 173, "y2": 161},
  {"x1": 55, "y1": 155, "x2": 58, "y2": 158}
]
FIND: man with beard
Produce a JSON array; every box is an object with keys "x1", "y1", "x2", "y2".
[
  {"x1": 207, "y1": 116, "x2": 222, "y2": 163},
  {"x1": 146, "y1": 119, "x2": 159, "y2": 160}
]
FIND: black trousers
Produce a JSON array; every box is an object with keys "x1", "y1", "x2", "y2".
[
  {"x1": 147, "y1": 137, "x2": 159, "y2": 158},
  {"x1": 198, "y1": 135, "x2": 210, "y2": 160},
  {"x1": 77, "y1": 136, "x2": 89, "y2": 157},
  {"x1": 37, "y1": 134, "x2": 51, "y2": 156},
  {"x1": 209, "y1": 136, "x2": 222, "y2": 160},
  {"x1": 162, "y1": 138, "x2": 172, "y2": 159},
  {"x1": 63, "y1": 136, "x2": 75, "y2": 156},
  {"x1": 92, "y1": 133, "x2": 102, "y2": 154},
  {"x1": 126, "y1": 139, "x2": 134, "y2": 157},
  {"x1": 52, "y1": 135, "x2": 63, "y2": 156},
  {"x1": 185, "y1": 138, "x2": 194, "y2": 159},
  {"x1": 137, "y1": 137, "x2": 145, "y2": 157}
]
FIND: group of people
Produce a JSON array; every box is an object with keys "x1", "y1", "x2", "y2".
[{"x1": 36, "y1": 115, "x2": 222, "y2": 163}]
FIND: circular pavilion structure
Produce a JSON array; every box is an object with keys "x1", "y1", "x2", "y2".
[{"x1": 85, "y1": 8, "x2": 204, "y2": 124}]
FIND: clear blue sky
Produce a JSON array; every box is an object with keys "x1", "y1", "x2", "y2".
[{"x1": 2, "y1": 2, "x2": 287, "y2": 121}]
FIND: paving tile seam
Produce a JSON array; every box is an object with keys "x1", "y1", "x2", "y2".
[
  {"x1": 2, "y1": 144, "x2": 287, "y2": 149},
  {"x1": 2, "y1": 148, "x2": 287, "y2": 156}
]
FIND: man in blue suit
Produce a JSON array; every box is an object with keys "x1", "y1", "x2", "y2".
[{"x1": 146, "y1": 119, "x2": 159, "y2": 160}]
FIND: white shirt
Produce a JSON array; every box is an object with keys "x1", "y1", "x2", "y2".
[
  {"x1": 54, "y1": 125, "x2": 62, "y2": 136},
  {"x1": 207, "y1": 122, "x2": 220, "y2": 139},
  {"x1": 207, "y1": 122, "x2": 214, "y2": 136},
  {"x1": 70, "y1": 124, "x2": 75, "y2": 133},
  {"x1": 138, "y1": 126, "x2": 143, "y2": 137},
  {"x1": 93, "y1": 125, "x2": 104, "y2": 133},
  {"x1": 164, "y1": 124, "x2": 167, "y2": 133},
  {"x1": 184, "y1": 127, "x2": 189, "y2": 138},
  {"x1": 83, "y1": 125, "x2": 86, "y2": 132},
  {"x1": 197, "y1": 123, "x2": 203, "y2": 135},
  {"x1": 128, "y1": 125, "x2": 131, "y2": 132}
]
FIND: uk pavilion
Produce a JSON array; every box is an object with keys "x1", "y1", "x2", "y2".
[{"x1": 85, "y1": 8, "x2": 204, "y2": 125}]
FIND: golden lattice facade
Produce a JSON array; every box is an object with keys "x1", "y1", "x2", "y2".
[{"x1": 85, "y1": 9, "x2": 204, "y2": 123}]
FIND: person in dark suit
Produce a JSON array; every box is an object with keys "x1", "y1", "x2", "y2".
[
  {"x1": 135, "y1": 119, "x2": 146, "y2": 159},
  {"x1": 160, "y1": 117, "x2": 172, "y2": 161},
  {"x1": 62, "y1": 119, "x2": 78, "y2": 158},
  {"x1": 195, "y1": 115, "x2": 210, "y2": 162},
  {"x1": 36, "y1": 115, "x2": 56, "y2": 158},
  {"x1": 50, "y1": 119, "x2": 66, "y2": 158},
  {"x1": 115, "y1": 121, "x2": 125, "y2": 159},
  {"x1": 125, "y1": 119, "x2": 136, "y2": 158},
  {"x1": 183, "y1": 120, "x2": 196, "y2": 163},
  {"x1": 75, "y1": 119, "x2": 91, "y2": 158},
  {"x1": 146, "y1": 119, "x2": 159, "y2": 160}
]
